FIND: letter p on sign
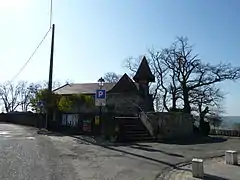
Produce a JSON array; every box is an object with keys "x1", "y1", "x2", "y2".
[{"x1": 96, "y1": 89, "x2": 106, "y2": 99}]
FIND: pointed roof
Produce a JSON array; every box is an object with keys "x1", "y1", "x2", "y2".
[
  {"x1": 109, "y1": 73, "x2": 138, "y2": 93},
  {"x1": 133, "y1": 56, "x2": 155, "y2": 82}
]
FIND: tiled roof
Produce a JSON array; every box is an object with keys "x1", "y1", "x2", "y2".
[{"x1": 54, "y1": 83, "x2": 116, "y2": 95}]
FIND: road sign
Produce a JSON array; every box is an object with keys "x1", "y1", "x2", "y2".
[
  {"x1": 37, "y1": 101, "x2": 45, "y2": 107},
  {"x1": 95, "y1": 99, "x2": 106, "y2": 106},
  {"x1": 95, "y1": 89, "x2": 106, "y2": 106},
  {"x1": 37, "y1": 101, "x2": 46, "y2": 113},
  {"x1": 96, "y1": 89, "x2": 106, "y2": 99}
]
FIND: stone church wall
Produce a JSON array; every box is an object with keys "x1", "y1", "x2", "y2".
[
  {"x1": 140, "y1": 112, "x2": 194, "y2": 140},
  {"x1": 107, "y1": 93, "x2": 140, "y2": 115}
]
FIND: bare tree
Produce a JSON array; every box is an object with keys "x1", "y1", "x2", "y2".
[
  {"x1": 0, "y1": 82, "x2": 22, "y2": 112},
  {"x1": 207, "y1": 112, "x2": 223, "y2": 129},
  {"x1": 103, "y1": 72, "x2": 121, "y2": 83},
  {"x1": 169, "y1": 37, "x2": 240, "y2": 113},
  {"x1": 149, "y1": 48, "x2": 183, "y2": 111},
  {"x1": 18, "y1": 82, "x2": 42, "y2": 111},
  {"x1": 190, "y1": 85, "x2": 224, "y2": 116},
  {"x1": 123, "y1": 36, "x2": 240, "y2": 115},
  {"x1": 123, "y1": 55, "x2": 143, "y2": 76},
  {"x1": 0, "y1": 80, "x2": 73, "y2": 112},
  {"x1": 18, "y1": 81, "x2": 29, "y2": 111}
]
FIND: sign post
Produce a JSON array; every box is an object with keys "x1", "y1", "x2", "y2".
[
  {"x1": 95, "y1": 89, "x2": 106, "y2": 106},
  {"x1": 95, "y1": 89, "x2": 106, "y2": 135}
]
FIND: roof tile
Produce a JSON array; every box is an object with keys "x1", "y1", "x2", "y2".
[{"x1": 54, "y1": 83, "x2": 116, "y2": 95}]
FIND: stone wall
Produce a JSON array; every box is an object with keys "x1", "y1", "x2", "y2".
[
  {"x1": 107, "y1": 93, "x2": 140, "y2": 115},
  {"x1": 140, "y1": 112, "x2": 194, "y2": 140}
]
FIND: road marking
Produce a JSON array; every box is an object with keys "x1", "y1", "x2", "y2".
[
  {"x1": 4, "y1": 135, "x2": 11, "y2": 138},
  {"x1": 26, "y1": 137, "x2": 35, "y2": 140},
  {"x1": 0, "y1": 131, "x2": 10, "y2": 135}
]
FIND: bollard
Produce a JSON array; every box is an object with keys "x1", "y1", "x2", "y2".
[
  {"x1": 225, "y1": 150, "x2": 238, "y2": 165},
  {"x1": 192, "y1": 158, "x2": 204, "y2": 178}
]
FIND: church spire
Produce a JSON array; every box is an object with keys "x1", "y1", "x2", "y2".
[{"x1": 133, "y1": 56, "x2": 155, "y2": 83}]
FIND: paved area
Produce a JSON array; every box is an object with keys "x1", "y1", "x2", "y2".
[
  {"x1": 1, "y1": 123, "x2": 240, "y2": 180},
  {"x1": 48, "y1": 135, "x2": 162, "y2": 180},
  {"x1": 0, "y1": 123, "x2": 77, "y2": 180},
  {"x1": 48, "y1": 134, "x2": 240, "y2": 180},
  {"x1": 158, "y1": 157, "x2": 240, "y2": 180}
]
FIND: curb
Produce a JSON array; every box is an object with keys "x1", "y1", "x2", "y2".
[{"x1": 155, "y1": 154, "x2": 225, "y2": 180}]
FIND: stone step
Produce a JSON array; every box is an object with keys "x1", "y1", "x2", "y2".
[
  {"x1": 122, "y1": 136, "x2": 154, "y2": 141},
  {"x1": 122, "y1": 125, "x2": 146, "y2": 131},
  {"x1": 116, "y1": 116, "x2": 153, "y2": 142},
  {"x1": 124, "y1": 133, "x2": 150, "y2": 138},
  {"x1": 124, "y1": 129, "x2": 148, "y2": 133}
]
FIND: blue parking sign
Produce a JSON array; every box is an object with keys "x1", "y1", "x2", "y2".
[
  {"x1": 37, "y1": 101, "x2": 45, "y2": 107},
  {"x1": 96, "y1": 89, "x2": 106, "y2": 99}
]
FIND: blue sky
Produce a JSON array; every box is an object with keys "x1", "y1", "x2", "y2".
[{"x1": 0, "y1": 0, "x2": 239, "y2": 115}]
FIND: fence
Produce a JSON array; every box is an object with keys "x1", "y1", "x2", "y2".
[
  {"x1": 58, "y1": 112, "x2": 132, "y2": 136},
  {"x1": 0, "y1": 112, "x2": 44, "y2": 127},
  {"x1": 210, "y1": 129, "x2": 240, "y2": 137},
  {"x1": 0, "y1": 111, "x2": 141, "y2": 138},
  {"x1": 58, "y1": 113, "x2": 96, "y2": 135}
]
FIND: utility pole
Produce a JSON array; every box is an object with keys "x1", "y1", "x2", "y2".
[
  {"x1": 46, "y1": 24, "x2": 55, "y2": 129},
  {"x1": 48, "y1": 24, "x2": 55, "y2": 92}
]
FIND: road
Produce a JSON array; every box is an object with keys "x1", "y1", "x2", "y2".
[
  {"x1": 1, "y1": 123, "x2": 240, "y2": 180},
  {"x1": 0, "y1": 123, "x2": 77, "y2": 180}
]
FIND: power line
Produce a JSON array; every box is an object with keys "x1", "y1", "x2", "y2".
[
  {"x1": 10, "y1": 0, "x2": 54, "y2": 83},
  {"x1": 10, "y1": 28, "x2": 52, "y2": 82}
]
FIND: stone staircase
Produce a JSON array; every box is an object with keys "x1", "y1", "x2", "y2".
[{"x1": 115, "y1": 116, "x2": 154, "y2": 142}]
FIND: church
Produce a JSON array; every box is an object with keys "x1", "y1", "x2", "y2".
[
  {"x1": 54, "y1": 56, "x2": 155, "y2": 115},
  {"x1": 53, "y1": 57, "x2": 193, "y2": 140}
]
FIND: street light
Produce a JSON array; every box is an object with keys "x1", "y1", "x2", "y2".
[
  {"x1": 98, "y1": 77, "x2": 105, "y2": 89},
  {"x1": 97, "y1": 77, "x2": 105, "y2": 135}
]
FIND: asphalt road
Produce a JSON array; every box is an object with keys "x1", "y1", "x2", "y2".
[
  {"x1": 49, "y1": 134, "x2": 240, "y2": 180},
  {"x1": 0, "y1": 123, "x2": 77, "y2": 180},
  {"x1": 1, "y1": 123, "x2": 240, "y2": 180}
]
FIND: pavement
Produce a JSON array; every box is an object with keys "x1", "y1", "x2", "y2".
[
  {"x1": 0, "y1": 123, "x2": 77, "y2": 180},
  {"x1": 1, "y1": 123, "x2": 240, "y2": 180},
  {"x1": 48, "y1": 134, "x2": 240, "y2": 180},
  {"x1": 157, "y1": 157, "x2": 240, "y2": 180}
]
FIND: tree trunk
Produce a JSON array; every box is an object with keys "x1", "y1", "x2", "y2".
[
  {"x1": 163, "y1": 90, "x2": 169, "y2": 112},
  {"x1": 183, "y1": 87, "x2": 191, "y2": 113},
  {"x1": 200, "y1": 106, "x2": 209, "y2": 126},
  {"x1": 171, "y1": 91, "x2": 177, "y2": 110}
]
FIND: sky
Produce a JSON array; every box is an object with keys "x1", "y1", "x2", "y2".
[{"x1": 0, "y1": 0, "x2": 239, "y2": 116}]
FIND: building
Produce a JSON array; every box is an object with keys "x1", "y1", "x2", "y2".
[
  {"x1": 54, "y1": 56, "x2": 155, "y2": 115},
  {"x1": 53, "y1": 57, "x2": 194, "y2": 140}
]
